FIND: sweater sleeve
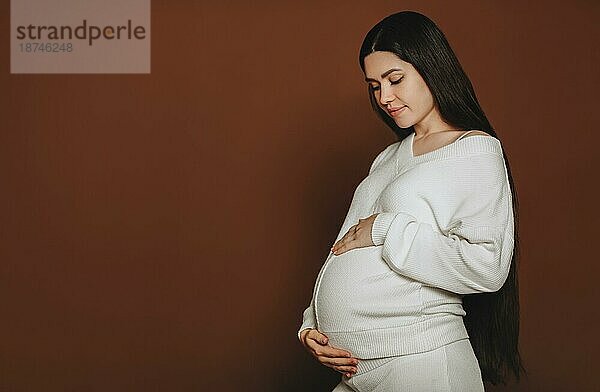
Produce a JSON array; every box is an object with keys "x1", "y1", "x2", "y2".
[
  {"x1": 297, "y1": 296, "x2": 317, "y2": 341},
  {"x1": 370, "y1": 153, "x2": 514, "y2": 295}
]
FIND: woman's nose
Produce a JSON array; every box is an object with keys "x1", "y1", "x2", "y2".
[{"x1": 378, "y1": 86, "x2": 395, "y2": 106}]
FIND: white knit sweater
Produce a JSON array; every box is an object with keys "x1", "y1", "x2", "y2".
[{"x1": 297, "y1": 131, "x2": 514, "y2": 360}]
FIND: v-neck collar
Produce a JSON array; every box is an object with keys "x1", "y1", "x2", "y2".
[{"x1": 405, "y1": 131, "x2": 502, "y2": 162}]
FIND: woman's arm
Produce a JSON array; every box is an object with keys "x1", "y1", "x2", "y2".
[
  {"x1": 297, "y1": 296, "x2": 317, "y2": 341},
  {"x1": 372, "y1": 211, "x2": 513, "y2": 294},
  {"x1": 371, "y1": 153, "x2": 514, "y2": 295}
]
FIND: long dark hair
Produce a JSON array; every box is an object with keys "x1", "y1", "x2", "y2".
[{"x1": 358, "y1": 11, "x2": 526, "y2": 386}]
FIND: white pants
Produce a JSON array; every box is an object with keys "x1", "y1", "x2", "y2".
[{"x1": 331, "y1": 338, "x2": 484, "y2": 392}]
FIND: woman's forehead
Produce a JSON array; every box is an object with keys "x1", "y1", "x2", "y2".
[{"x1": 364, "y1": 52, "x2": 411, "y2": 77}]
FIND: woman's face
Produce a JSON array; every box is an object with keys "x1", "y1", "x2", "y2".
[{"x1": 363, "y1": 51, "x2": 437, "y2": 129}]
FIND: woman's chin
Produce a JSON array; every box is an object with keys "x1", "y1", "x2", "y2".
[{"x1": 393, "y1": 119, "x2": 411, "y2": 128}]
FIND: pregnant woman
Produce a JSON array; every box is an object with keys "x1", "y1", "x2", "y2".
[{"x1": 297, "y1": 11, "x2": 526, "y2": 392}]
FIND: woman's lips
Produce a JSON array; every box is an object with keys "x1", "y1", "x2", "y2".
[{"x1": 388, "y1": 106, "x2": 407, "y2": 116}]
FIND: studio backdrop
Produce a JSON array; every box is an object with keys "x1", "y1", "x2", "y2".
[{"x1": 1, "y1": 1, "x2": 598, "y2": 391}]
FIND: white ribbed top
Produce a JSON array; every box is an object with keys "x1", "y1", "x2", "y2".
[{"x1": 298, "y1": 131, "x2": 514, "y2": 362}]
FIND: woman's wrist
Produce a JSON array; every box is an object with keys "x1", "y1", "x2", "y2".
[{"x1": 299, "y1": 328, "x2": 312, "y2": 342}]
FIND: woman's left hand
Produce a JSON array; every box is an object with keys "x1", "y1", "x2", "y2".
[{"x1": 331, "y1": 213, "x2": 379, "y2": 255}]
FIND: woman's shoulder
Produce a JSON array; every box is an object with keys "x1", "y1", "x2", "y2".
[
  {"x1": 461, "y1": 130, "x2": 490, "y2": 138},
  {"x1": 369, "y1": 141, "x2": 401, "y2": 174},
  {"x1": 453, "y1": 129, "x2": 503, "y2": 157}
]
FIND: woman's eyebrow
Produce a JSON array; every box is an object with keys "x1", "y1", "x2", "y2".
[{"x1": 364, "y1": 68, "x2": 403, "y2": 82}]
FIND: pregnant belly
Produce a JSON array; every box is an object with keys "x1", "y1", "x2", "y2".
[{"x1": 315, "y1": 246, "x2": 422, "y2": 333}]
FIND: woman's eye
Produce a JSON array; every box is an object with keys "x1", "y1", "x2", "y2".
[{"x1": 369, "y1": 77, "x2": 403, "y2": 91}]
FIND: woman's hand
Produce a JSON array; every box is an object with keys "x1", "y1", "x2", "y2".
[
  {"x1": 331, "y1": 214, "x2": 379, "y2": 255},
  {"x1": 299, "y1": 328, "x2": 359, "y2": 377}
]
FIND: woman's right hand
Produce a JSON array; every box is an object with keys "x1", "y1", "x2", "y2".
[{"x1": 299, "y1": 328, "x2": 359, "y2": 377}]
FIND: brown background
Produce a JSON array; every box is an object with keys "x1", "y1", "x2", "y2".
[{"x1": 1, "y1": 1, "x2": 598, "y2": 391}]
